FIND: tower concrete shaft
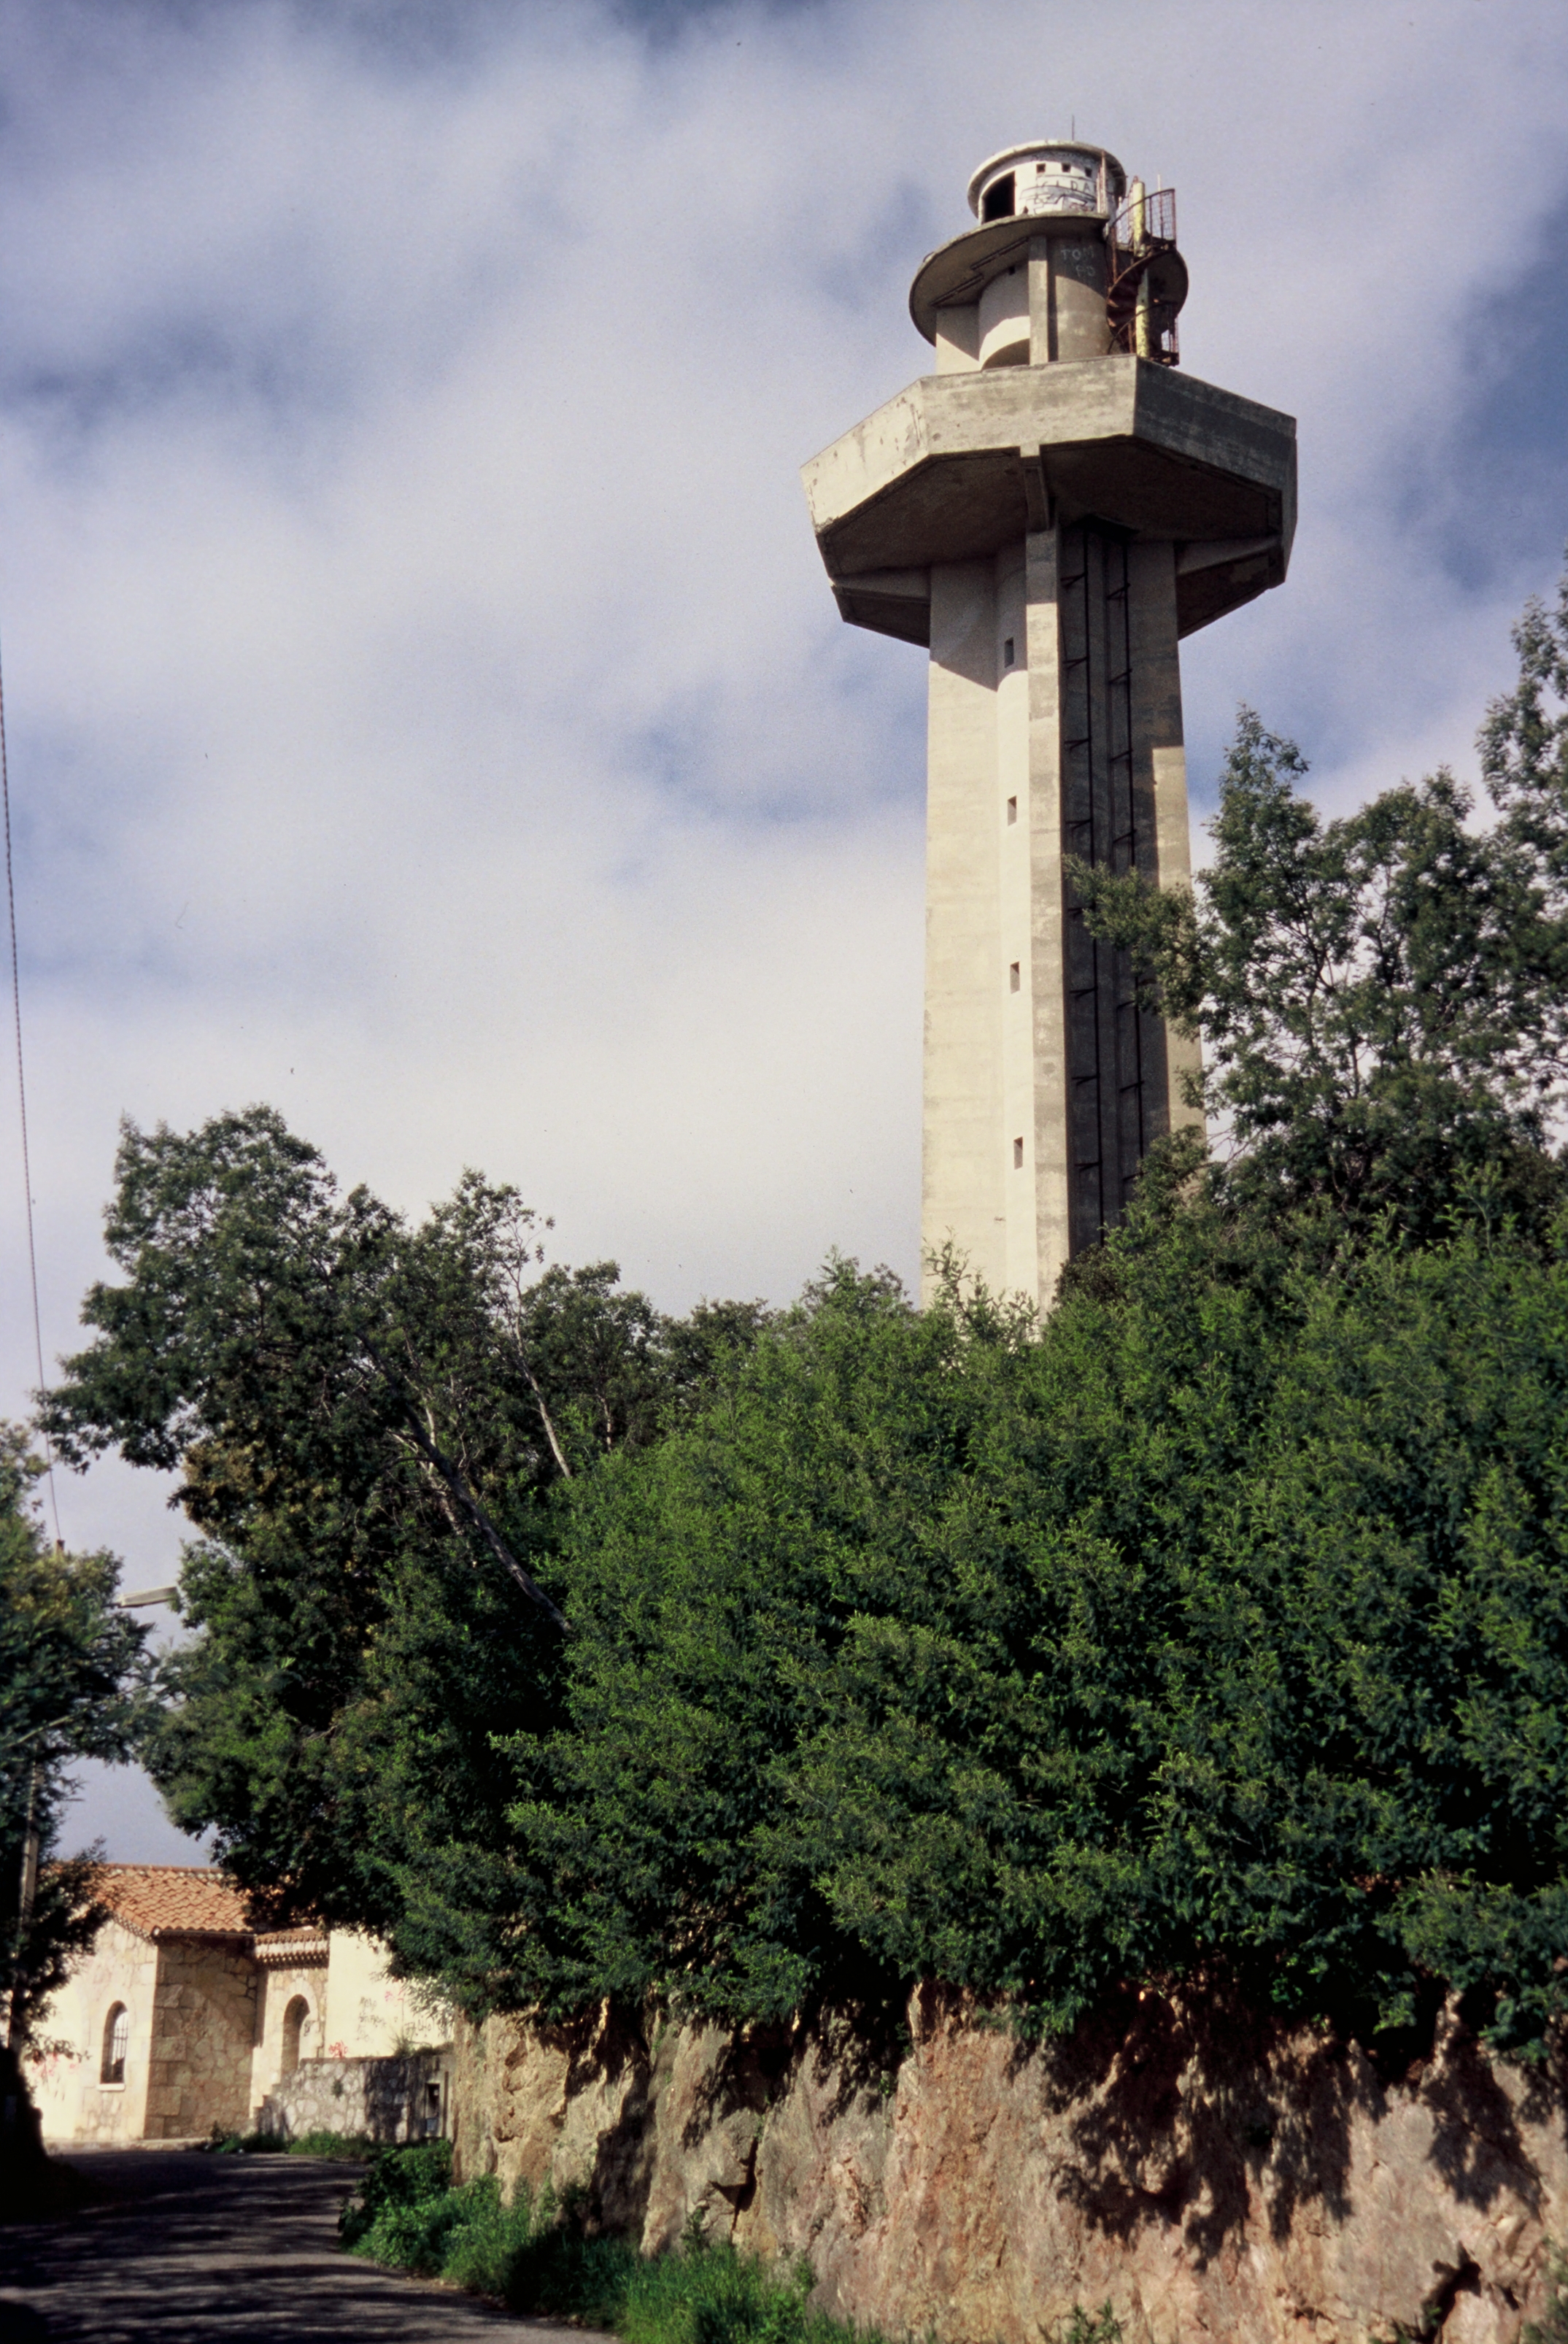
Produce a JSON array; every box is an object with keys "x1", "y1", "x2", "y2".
[
  {"x1": 803, "y1": 141, "x2": 1297, "y2": 1308},
  {"x1": 924, "y1": 520, "x2": 1200, "y2": 1304}
]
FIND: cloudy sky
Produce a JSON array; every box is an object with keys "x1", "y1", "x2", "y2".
[{"x1": 4, "y1": 0, "x2": 1567, "y2": 1859}]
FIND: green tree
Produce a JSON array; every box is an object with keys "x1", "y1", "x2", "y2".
[
  {"x1": 481, "y1": 585, "x2": 1568, "y2": 2047},
  {"x1": 0, "y1": 1427, "x2": 147, "y2": 2048},
  {"x1": 42, "y1": 1109, "x2": 770, "y2": 2003},
  {"x1": 1071, "y1": 674, "x2": 1568, "y2": 1235},
  {"x1": 44, "y1": 575, "x2": 1568, "y2": 2061},
  {"x1": 506, "y1": 1257, "x2": 939, "y2": 2023},
  {"x1": 47, "y1": 1149, "x2": 1568, "y2": 2055},
  {"x1": 483, "y1": 1193, "x2": 1568, "y2": 2058}
]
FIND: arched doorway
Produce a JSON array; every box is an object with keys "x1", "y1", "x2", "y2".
[{"x1": 280, "y1": 1995, "x2": 311, "y2": 2075}]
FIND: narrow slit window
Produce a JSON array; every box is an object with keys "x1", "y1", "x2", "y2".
[
  {"x1": 1006, "y1": 796, "x2": 1018, "y2": 825},
  {"x1": 1003, "y1": 637, "x2": 1016, "y2": 668},
  {"x1": 1013, "y1": 1137, "x2": 1024, "y2": 1169},
  {"x1": 1009, "y1": 962, "x2": 1021, "y2": 992}
]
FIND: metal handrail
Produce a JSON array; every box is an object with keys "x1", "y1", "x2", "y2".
[
  {"x1": 1102, "y1": 186, "x2": 1182, "y2": 365},
  {"x1": 1107, "y1": 185, "x2": 1177, "y2": 258}
]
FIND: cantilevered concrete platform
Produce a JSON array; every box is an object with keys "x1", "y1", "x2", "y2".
[{"x1": 804, "y1": 355, "x2": 1295, "y2": 647}]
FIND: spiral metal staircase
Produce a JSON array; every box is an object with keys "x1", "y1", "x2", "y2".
[{"x1": 1106, "y1": 186, "x2": 1189, "y2": 364}]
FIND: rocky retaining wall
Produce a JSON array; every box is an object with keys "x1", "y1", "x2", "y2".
[
  {"x1": 256, "y1": 2048, "x2": 452, "y2": 2145},
  {"x1": 451, "y1": 1984, "x2": 1568, "y2": 2344}
]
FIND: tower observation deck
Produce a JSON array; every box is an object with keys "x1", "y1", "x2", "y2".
[{"x1": 802, "y1": 140, "x2": 1297, "y2": 1306}]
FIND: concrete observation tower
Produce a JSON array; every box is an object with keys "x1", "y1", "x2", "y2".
[{"x1": 802, "y1": 142, "x2": 1297, "y2": 1306}]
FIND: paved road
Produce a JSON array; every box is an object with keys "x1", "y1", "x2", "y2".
[{"x1": 0, "y1": 2147, "x2": 592, "y2": 2343}]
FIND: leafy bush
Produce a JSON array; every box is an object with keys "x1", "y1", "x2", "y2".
[
  {"x1": 432, "y1": 2174, "x2": 551, "y2": 2298},
  {"x1": 614, "y1": 2236, "x2": 860, "y2": 2344},
  {"x1": 493, "y1": 2221, "x2": 638, "y2": 2324},
  {"x1": 342, "y1": 2143, "x2": 592, "y2": 2302},
  {"x1": 501, "y1": 1210, "x2": 1568, "y2": 2056},
  {"x1": 1058, "y1": 2310, "x2": 1124, "y2": 2344},
  {"x1": 284, "y1": 2129, "x2": 379, "y2": 2159},
  {"x1": 339, "y1": 2138, "x2": 460, "y2": 2267},
  {"x1": 205, "y1": 2125, "x2": 375, "y2": 2158}
]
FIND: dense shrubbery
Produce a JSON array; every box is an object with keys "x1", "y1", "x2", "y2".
[
  {"x1": 511, "y1": 1190, "x2": 1568, "y2": 2052},
  {"x1": 39, "y1": 568, "x2": 1568, "y2": 2057}
]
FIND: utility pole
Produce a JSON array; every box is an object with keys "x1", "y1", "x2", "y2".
[{"x1": 4, "y1": 1730, "x2": 59, "y2": 2051}]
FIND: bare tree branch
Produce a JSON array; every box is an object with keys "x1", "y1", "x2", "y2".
[{"x1": 393, "y1": 1405, "x2": 565, "y2": 1629}]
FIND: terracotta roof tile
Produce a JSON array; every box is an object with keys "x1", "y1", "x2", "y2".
[
  {"x1": 254, "y1": 1927, "x2": 329, "y2": 1967},
  {"x1": 91, "y1": 1865, "x2": 254, "y2": 1941}
]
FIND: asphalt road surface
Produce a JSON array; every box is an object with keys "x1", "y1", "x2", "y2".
[{"x1": 0, "y1": 2146, "x2": 595, "y2": 2343}]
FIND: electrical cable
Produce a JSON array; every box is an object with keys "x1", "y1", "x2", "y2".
[{"x1": 0, "y1": 626, "x2": 62, "y2": 1546}]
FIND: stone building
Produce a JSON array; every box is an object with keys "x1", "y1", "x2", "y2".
[{"x1": 25, "y1": 1865, "x2": 446, "y2": 2145}]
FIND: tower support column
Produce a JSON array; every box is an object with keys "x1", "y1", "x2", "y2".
[
  {"x1": 922, "y1": 560, "x2": 1005, "y2": 1291},
  {"x1": 1024, "y1": 521, "x2": 1071, "y2": 1298},
  {"x1": 922, "y1": 523, "x2": 1201, "y2": 1307}
]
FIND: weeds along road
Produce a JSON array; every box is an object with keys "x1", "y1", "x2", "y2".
[{"x1": 0, "y1": 2146, "x2": 595, "y2": 2343}]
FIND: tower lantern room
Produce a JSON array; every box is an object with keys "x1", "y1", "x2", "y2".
[
  {"x1": 801, "y1": 139, "x2": 1297, "y2": 1308},
  {"x1": 969, "y1": 140, "x2": 1124, "y2": 223}
]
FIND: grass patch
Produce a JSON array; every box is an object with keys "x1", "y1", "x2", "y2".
[
  {"x1": 204, "y1": 2125, "x2": 376, "y2": 2159},
  {"x1": 339, "y1": 2142, "x2": 884, "y2": 2343}
]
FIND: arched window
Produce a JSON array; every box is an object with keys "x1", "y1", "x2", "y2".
[
  {"x1": 280, "y1": 1995, "x2": 311, "y2": 2075},
  {"x1": 101, "y1": 2003, "x2": 128, "y2": 2085}
]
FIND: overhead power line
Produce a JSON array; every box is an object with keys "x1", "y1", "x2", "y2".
[{"x1": 1, "y1": 625, "x2": 61, "y2": 1546}]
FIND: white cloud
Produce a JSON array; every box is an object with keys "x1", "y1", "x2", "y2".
[{"x1": 1, "y1": 0, "x2": 1566, "y2": 1853}]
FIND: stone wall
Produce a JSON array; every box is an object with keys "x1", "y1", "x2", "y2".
[
  {"x1": 451, "y1": 1984, "x2": 1568, "y2": 2344},
  {"x1": 250, "y1": 1957, "x2": 327, "y2": 2112},
  {"x1": 26, "y1": 1915, "x2": 159, "y2": 2143},
  {"x1": 144, "y1": 1937, "x2": 258, "y2": 2140},
  {"x1": 256, "y1": 2048, "x2": 452, "y2": 2144}
]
